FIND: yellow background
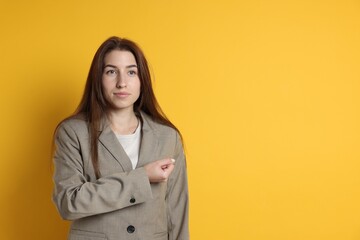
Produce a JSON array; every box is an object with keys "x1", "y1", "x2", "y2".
[{"x1": 1, "y1": 0, "x2": 359, "y2": 239}]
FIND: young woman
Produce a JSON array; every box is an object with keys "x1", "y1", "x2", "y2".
[{"x1": 53, "y1": 36, "x2": 189, "y2": 240}]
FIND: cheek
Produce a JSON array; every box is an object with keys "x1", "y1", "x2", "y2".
[
  {"x1": 102, "y1": 78, "x2": 113, "y2": 92},
  {"x1": 135, "y1": 79, "x2": 141, "y2": 93}
]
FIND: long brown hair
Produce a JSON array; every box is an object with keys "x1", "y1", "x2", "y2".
[{"x1": 60, "y1": 36, "x2": 181, "y2": 179}]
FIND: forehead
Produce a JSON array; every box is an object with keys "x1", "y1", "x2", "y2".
[{"x1": 104, "y1": 50, "x2": 137, "y2": 66}]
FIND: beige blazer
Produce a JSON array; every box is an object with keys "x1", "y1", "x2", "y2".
[{"x1": 53, "y1": 112, "x2": 189, "y2": 240}]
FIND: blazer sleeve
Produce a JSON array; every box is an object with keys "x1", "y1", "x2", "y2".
[
  {"x1": 166, "y1": 132, "x2": 190, "y2": 240},
  {"x1": 52, "y1": 121, "x2": 153, "y2": 221}
]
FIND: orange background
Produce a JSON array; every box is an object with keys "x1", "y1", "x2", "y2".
[{"x1": 1, "y1": 0, "x2": 360, "y2": 239}]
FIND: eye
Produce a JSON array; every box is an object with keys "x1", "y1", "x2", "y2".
[
  {"x1": 105, "y1": 69, "x2": 117, "y2": 76},
  {"x1": 104, "y1": 67, "x2": 137, "y2": 77},
  {"x1": 128, "y1": 70, "x2": 137, "y2": 76}
]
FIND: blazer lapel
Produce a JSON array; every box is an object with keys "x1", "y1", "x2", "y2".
[
  {"x1": 98, "y1": 123, "x2": 133, "y2": 172},
  {"x1": 137, "y1": 112, "x2": 159, "y2": 167}
]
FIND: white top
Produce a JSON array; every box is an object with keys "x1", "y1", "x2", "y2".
[{"x1": 115, "y1": 122, "x2": 141, "y2": 169}]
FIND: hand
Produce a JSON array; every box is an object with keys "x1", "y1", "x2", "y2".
[{"x1": 144, "y1": 158, "x2": 176, "y2": 183}]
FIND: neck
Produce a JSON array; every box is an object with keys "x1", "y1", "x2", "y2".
[{"x1": 108, "y1": 109, "x2": 139, "y2": 135}]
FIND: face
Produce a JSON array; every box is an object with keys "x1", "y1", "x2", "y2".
[{"x1": 102, "y1": 50, "x2": 141, "y2": 113}]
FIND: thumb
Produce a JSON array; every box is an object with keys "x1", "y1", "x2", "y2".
[{"x1": 159, "y1": 158, "x2": 176, "y2": 168}]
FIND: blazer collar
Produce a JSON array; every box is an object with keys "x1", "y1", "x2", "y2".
[{"x1": 98, "y1": 111, "x2": 159, "y2": 171}]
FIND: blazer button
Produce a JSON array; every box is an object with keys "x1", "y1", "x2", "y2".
[
  {"x1": 130, "y1": 197, "x2": 136, "y2": 204},
  {"x1": 127, "y1": 225, "x2": 135, "y2": 233}
]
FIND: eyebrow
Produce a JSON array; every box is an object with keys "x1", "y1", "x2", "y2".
[{"x1": 104, "y1": 64, "x2": 138, "y2": 69}]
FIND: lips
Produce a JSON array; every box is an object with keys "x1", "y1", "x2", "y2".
[{"x1": 113, "y1": 92, "x2": 130, "y2": 98}]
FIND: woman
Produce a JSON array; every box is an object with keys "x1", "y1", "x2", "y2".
[{"x1": 53, "y1": 36, "x2": 189, "y2": 240}]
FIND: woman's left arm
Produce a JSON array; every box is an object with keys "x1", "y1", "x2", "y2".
[{"x1": 166, "y1": 132, "x2": 189, "y2": 240}]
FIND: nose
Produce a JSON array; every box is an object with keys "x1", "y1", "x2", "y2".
[{"x1": 116, "y1": 73, "x2": 126, "y2": 88}]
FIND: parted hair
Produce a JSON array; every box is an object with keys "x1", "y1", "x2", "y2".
[{"x1": 58, "y1": 36, "x2": 180, "y2": 179}]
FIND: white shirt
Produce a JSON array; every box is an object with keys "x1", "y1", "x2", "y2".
[{"x1": 115, "y1": 122, "x2": 141, "y2": 169}]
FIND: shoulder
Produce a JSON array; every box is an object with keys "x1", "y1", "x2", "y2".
[
  {"x1": 140, "y1": 112, "x2": 178, "y2": 137},
  {"x1": 140, "y1": 112, "x2": 183, "y2": 153},
  {"x1": 55, "y1": 115, "x2": 89, "y2": 138},
  {"x1": 141, "y1": 112, "x2": 184, "y2": 158}
]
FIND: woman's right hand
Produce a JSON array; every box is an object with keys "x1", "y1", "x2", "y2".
[{"x1": 144, "y1": 158, "x2": 176, "y2": 183}]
